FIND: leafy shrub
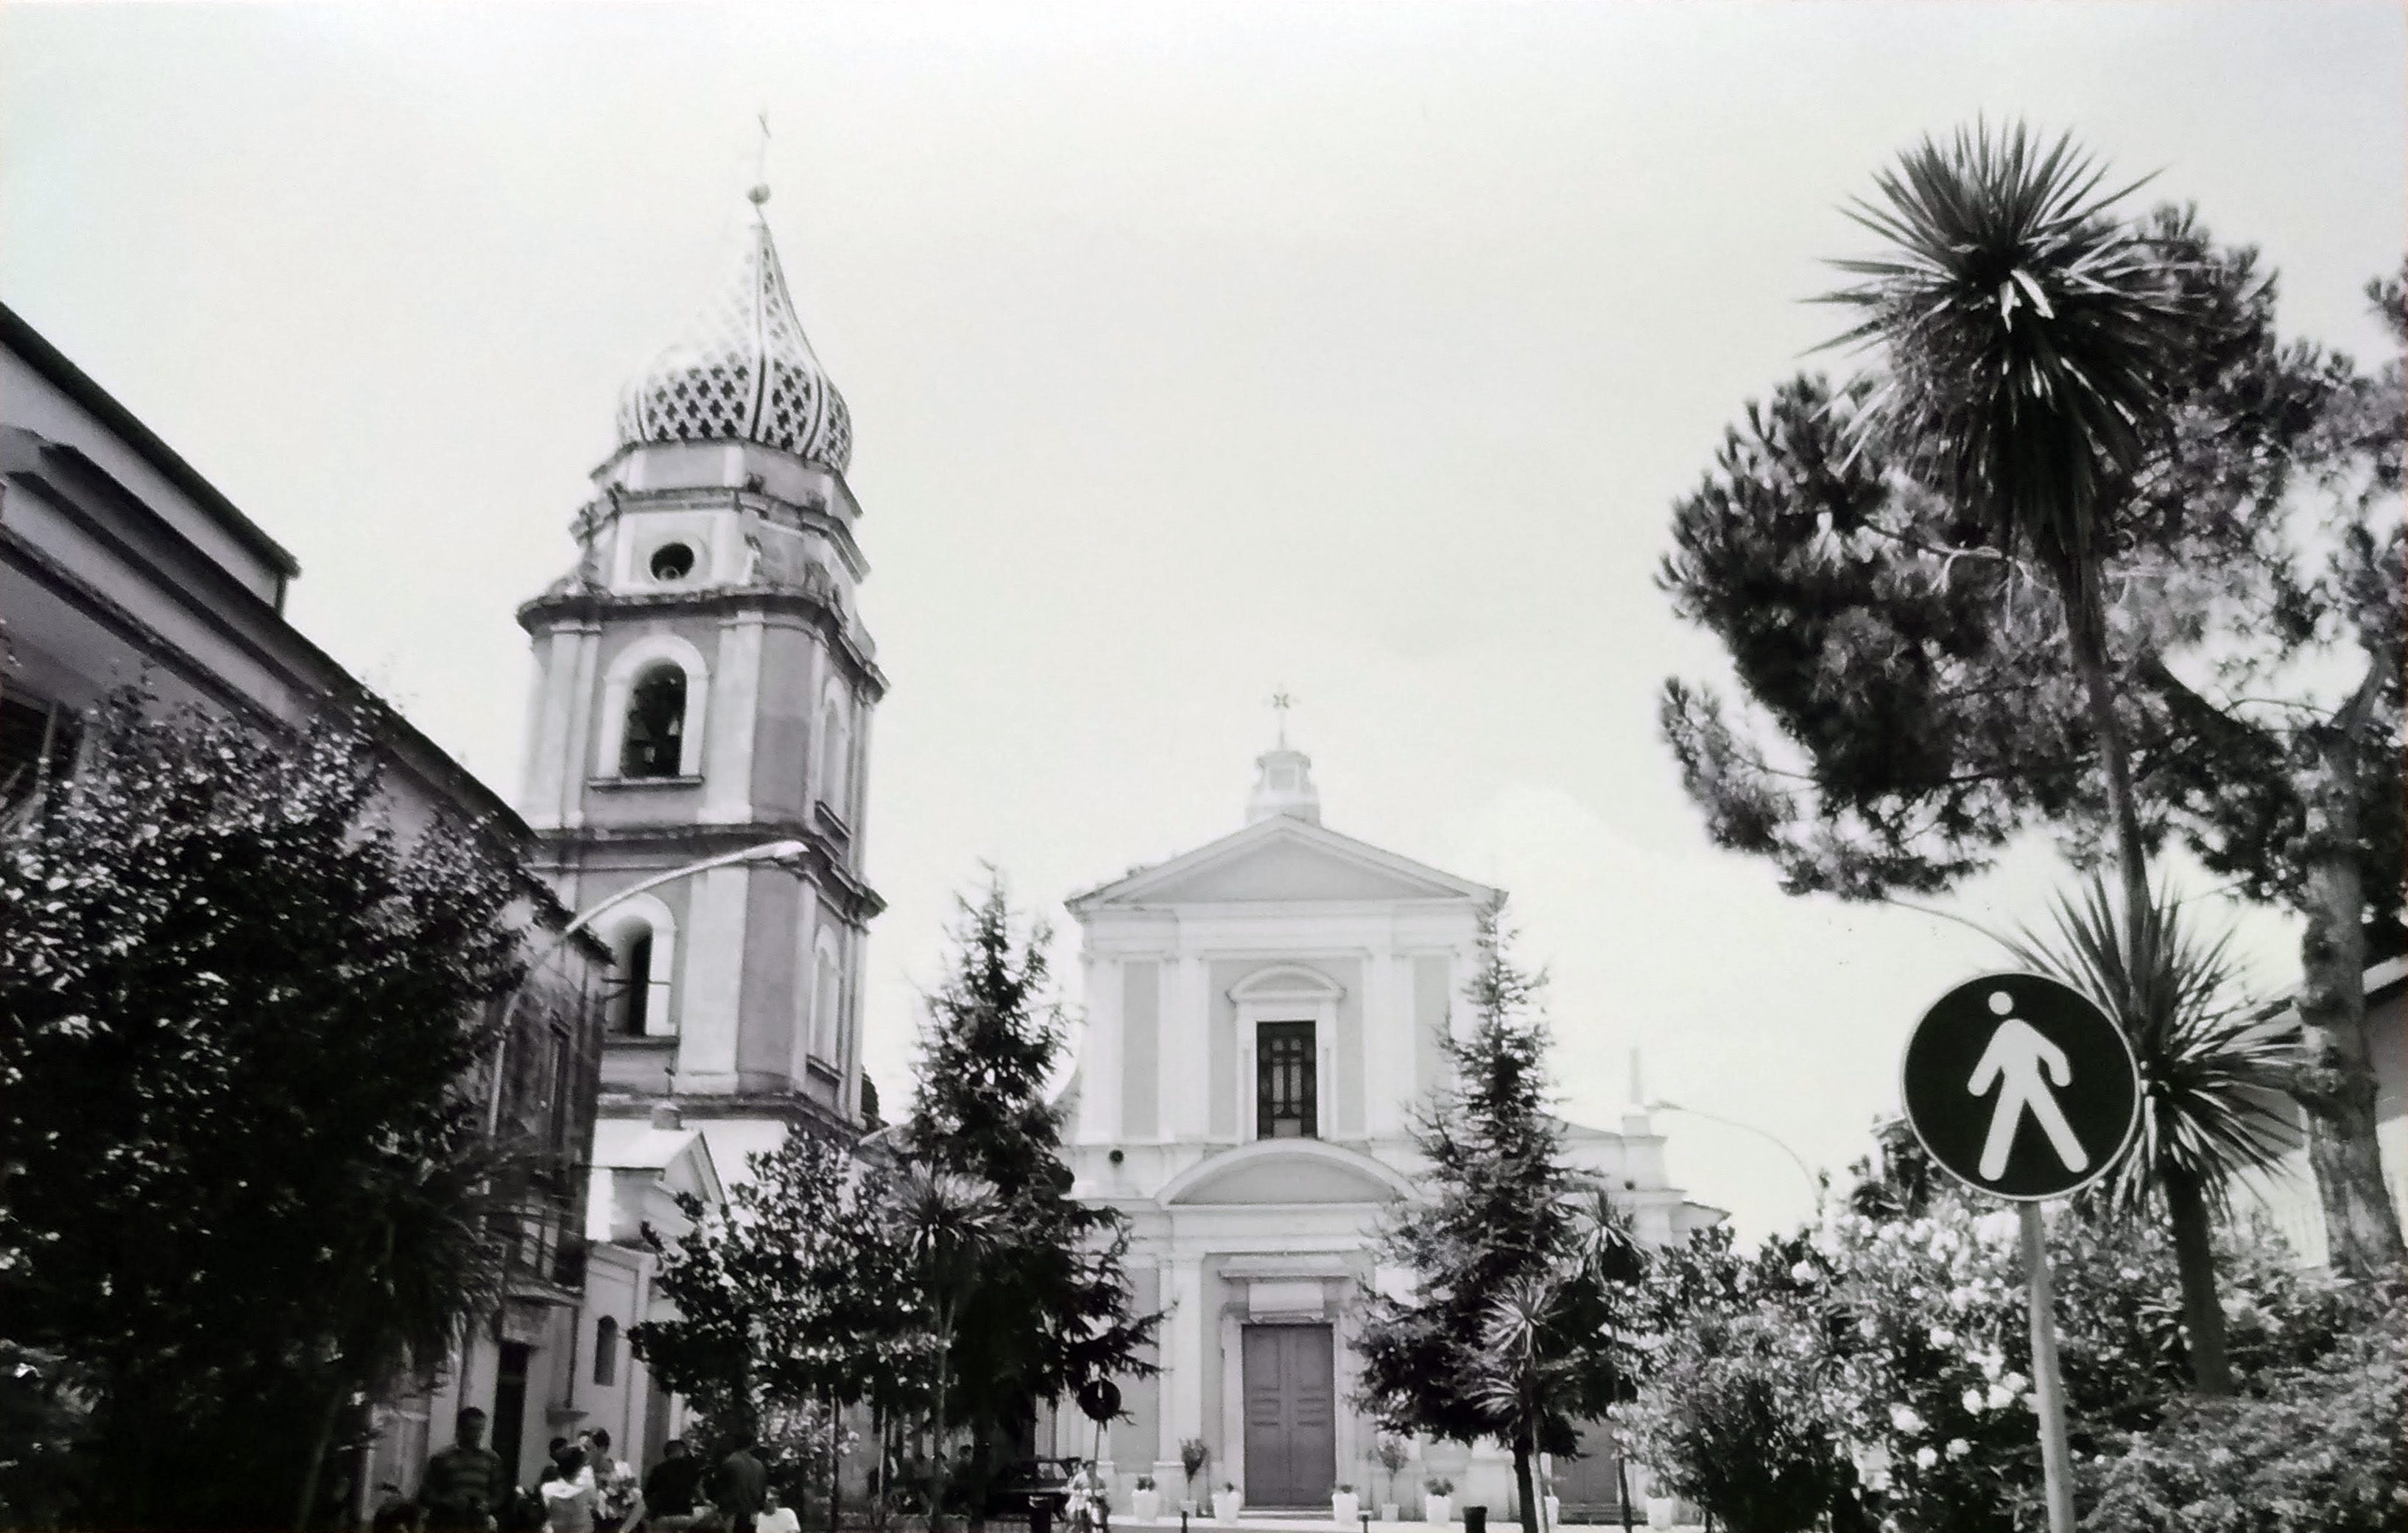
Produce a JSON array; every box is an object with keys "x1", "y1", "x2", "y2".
[
  {"x1": 2077, "y1": 1289, "x2": 2404, "y2": 1533},
  {"x1": 1623, "y1": 1308, "x2": 1851, "y2": 1533}
]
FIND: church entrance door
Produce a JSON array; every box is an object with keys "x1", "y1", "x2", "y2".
[{"x1": 1242, "y1": 1324, "x2": 1335, "y2": 1509}]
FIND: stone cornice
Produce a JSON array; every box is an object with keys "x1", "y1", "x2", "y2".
[
  {"x1": 535, "y1": 822, "x2": 886, "y2": 925},
  {"x1": 515, "y1": 584, "x2": 887, "y2": 700}
]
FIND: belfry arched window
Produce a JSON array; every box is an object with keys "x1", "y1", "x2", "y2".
[
  {"x1": 817, "y1": 694, "x2": 849, "y2": 812},
  {"x1": 621, "y1": 666, "x2": 687, "y2": 779},
  {"x1": 599, "y1": 898, "x2": 677, "y2": 1039},
  {"x1": 611, "y1": 924, "x2": 668, "y2": 1036},
  {"x1": 810, "y1": 948, "x2": 842, "y2": 1064}
]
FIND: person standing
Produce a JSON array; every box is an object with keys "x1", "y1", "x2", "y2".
[
  {"x1": 588, "y1": 1430, "x2": 640, "y2": 1533},
  {"x1": 543, "y1": 1448, "x2": 603, "y2": 1533},
  {"x1": 641, "y1": 1440, "x2": 706, "y2": 1529},
  {"x1": 754, "y1": 1484, "x2": 800, "y2": 1533},
  {"x1": 710, "y1": 1434, "x2": 769, "y2": 1533},
  {"x1": 422, "y1": 1409, "x2": 508, "y2": 1533}
]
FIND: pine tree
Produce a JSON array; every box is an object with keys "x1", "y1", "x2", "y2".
[
  {"x1": 904, "y1": 875, "x2": 1155, "y2": 1501},
  {"x1": 1356, "y1": 901, "x2": 1634, "y2": 1533}
]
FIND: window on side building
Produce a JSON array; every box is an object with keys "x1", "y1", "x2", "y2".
[{"x1": 0, "y1": 684, "x2": 82, "y2": 811}]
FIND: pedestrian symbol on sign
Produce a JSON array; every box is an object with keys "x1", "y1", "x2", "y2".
[
  {"x1": 1967, "y1": 990, "x2": 2089, "y2": 1180},
  {"x1": 1901, "y1": 973, "x2": 2138, "y2": 1202}
]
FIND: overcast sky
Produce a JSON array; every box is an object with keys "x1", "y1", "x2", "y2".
[{"x1": 4, "y1": 1, "x2": 2401, "y2": 1238}]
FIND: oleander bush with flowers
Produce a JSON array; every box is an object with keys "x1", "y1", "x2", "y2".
[{"x1": 1621, "y1": 1126, "x2": 2391, "y2": 1533}]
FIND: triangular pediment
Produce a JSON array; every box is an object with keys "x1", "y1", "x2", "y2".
[{"x1": 1070, "y1": 817, "x2": 1496, "y2": 912}]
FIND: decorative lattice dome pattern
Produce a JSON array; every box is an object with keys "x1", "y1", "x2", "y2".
[{"x1": 616, "y1": 202, "x2": 853, "y2": 472}]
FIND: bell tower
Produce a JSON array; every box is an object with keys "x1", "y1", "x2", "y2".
[{"x1": 515, "y1": 182, "x2": 883, "y2": 1142}]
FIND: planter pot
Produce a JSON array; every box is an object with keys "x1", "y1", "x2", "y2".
[
  {"x1": 1214, "y1": 1491, "x2": 1243, "y2": 1522},
  {"x1": 1380, "y1": 1506, "x2": 1399, "y2": 1524},
  {"x1": 1133, "y1": 1490, "x2": 1163, "y2": 1521},
  {"x1": 1645, "y1": 1497, "x2": 1677, "y2": 1531},
  {"x1": 1333, "y1": 1493, "x2": 1361, "y2": 1524},
  {"x1": 1425, "y1": 1496, "x2": 1452, "y2": 1526}
]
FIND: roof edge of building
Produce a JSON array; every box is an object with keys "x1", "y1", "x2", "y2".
[{"x1": 1, "y1": 300, "x2": 301, "y2": 584}]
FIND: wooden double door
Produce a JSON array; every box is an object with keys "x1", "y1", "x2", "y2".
[{"x1": 1242, "y1": 1324, "x2": 1336, "y2": 1508}]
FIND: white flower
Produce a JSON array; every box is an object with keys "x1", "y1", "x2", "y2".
[
  {"x1": 1890, "y1": 1405, "x2": 1926, "y2": 1435},
  {"x1": 1946, "y1": 1439, "x2": 1970, "y2": 1460},
  {"x1": 1962, "y1": 1388, "x2": 1985, "y2": 1414},
  {"x1": 1915, "y1": 1446, "x2": 1938, "y2": 1470},
  {"x1": 1985, "y1": 1383, "x2": 2016, "y2": 1412},
  {"x1": 1929, "y1": 1326, "x2": 1957, "y2": 1348},
  {"x1": 1791, "y1": 1261, "x2": 1820, "y2": 1284}
]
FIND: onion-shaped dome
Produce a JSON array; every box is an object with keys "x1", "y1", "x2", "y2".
[{"x1": 615, "y1": 187, "x2": 853, "y2": 473}]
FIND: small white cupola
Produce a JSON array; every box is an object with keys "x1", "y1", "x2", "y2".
[{"x1": 1246, "y1": 691, "x2": 1322, "y2": 825}]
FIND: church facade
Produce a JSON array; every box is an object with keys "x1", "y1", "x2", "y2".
[
  {"x1": 514, "y1": 184, "x2": 884, "y2": 1178},
  {"x1": 1061, "y1": 739, "x2": 1721, "y2": 1520}
]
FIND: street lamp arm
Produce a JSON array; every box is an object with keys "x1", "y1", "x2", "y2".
[
  {"x1": 485, "y1": 838, "x2": 810, "y2": 1134},
  {"x1": 1647, "y1": 1098, "x2": 1820, "y2": 1198}
]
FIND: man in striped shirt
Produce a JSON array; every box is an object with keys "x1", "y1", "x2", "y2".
[{"x1": 423, "y1": 1409, "x2": 508, "y2": 1532}]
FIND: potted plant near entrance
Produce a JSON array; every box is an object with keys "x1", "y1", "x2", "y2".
[
  {"x1": 1180, "y1": 1439, "x2": 1209, "y2": 1515},
  {"x1": 1374, "y1": 1438, "x2": 1409, "y2": 1523},
  {"x1": 1423, "y1": 1479, "x2": 1454, "y2": 1526},
  {"x1": 1332, "y1": 1484, "x2": 1360, "y2": 1525},
  {"x1": 1133, "y1": 1476, "x2": 1162, "y2": 1522},
  {"x1": 1213, "y1": 1481, "x2": 1242, "y2": 1522}
]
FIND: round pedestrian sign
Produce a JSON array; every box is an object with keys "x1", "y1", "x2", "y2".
[{"x1": 1901, "y1": 973, "x2": 2139, "y2": 1201}]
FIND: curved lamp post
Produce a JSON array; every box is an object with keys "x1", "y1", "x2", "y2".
[
  {"x1": 1644, "y1": 1096, "x2": 1821, "y2": 1202},
  {"x1": 486, "y1": 838, "x2": 811, "y2": 1133}
]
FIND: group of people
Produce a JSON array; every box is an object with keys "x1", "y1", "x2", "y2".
[{"x1": 397, "y1": 1408, "x2": 807, "y2": 1533}]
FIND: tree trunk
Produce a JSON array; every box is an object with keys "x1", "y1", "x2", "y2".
[
  {"x1": 830, "y1": 1392, "x2": 843, "y2": 1533},
  {"x1": 2062, "y1": 568, "x2": 2151, "y2": 939},
  {"x1": 2292, "y1": 808, "x2": 2404, "y2": 1278},
  {"x1": 933, "y1": 1316, "x2": 955, "y2": 1529},
  {"x1": 294, "y1": 1367, "x2": 352, "y2": 1531},
  {"x1": 1511, "y1": 1434, "x2": 1538, "y2": 1533},
  {"x1": 2159, "y1": 1165, "x2": 2233, "y2": 1395}
]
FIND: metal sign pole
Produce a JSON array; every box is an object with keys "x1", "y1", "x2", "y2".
[{"x1": 2019, "y1": 1205, "x2": 2075, "y2": 1533}]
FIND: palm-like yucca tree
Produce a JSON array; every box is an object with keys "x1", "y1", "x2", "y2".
[
  {"x1": 884, "y1": 1163, "x2": 1004, "y2": 1522},
  {"x1": 1822, "y1": 121, "x2": 2199, "y2": 940},
  {"x1": 1997, "y1": 874, "x2": 2302, "y2": 1396},
  {"x1": 1474, "y1": 1272, "x2": 1577, "y2": 1533},
  {"x1": 1471, "y1": 1191, "x2": 1646, "y2": 1533},
  {"x1": 293, "y1": 1130, "x2": 531, "y2": 1527}
]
